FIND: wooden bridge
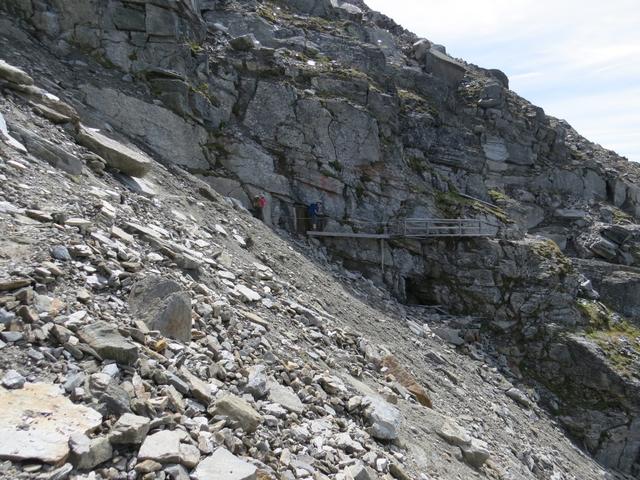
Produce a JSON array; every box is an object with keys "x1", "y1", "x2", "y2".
[{"x1": 307, "y1": 218, "x2": 495, "y2": 240}]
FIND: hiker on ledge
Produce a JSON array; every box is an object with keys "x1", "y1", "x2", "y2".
[
  {"x1": 308, "y1": 202, "x2": 321, "y2": 231},
  {"x1": 252, "y1": 194, "x2": 267, "y2": 221}
]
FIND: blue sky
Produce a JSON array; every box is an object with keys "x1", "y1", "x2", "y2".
[{"x1": 366, "y1": 0, "x2": 640, "y2": 162}]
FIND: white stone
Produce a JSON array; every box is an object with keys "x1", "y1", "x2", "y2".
[
  {"x1": 268, "y1": 382, "x2": 305, "y2": 414},
  {"x1": 235, "y1": 284, "x2": 261, "y2": 302},
  {"x1": 193, "y1": 447, "x2": 257, "y2": 480}
]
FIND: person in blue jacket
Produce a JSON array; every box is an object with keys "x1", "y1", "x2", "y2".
[{"x1": 307, "y1": 202, "x2": 321, "y2": 231}]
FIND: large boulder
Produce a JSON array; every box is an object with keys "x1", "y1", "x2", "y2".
[
  {"x1": 128, "y1": 276, "x2": 192, "y2": 343},
  {"x1": 423, "y1": 48, "x2": 467, "y2": 86},
  {"x1": 77, "y1": 125, "x2": 152, "y2": 177}
]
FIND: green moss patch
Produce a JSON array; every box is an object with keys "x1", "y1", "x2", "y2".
[
  {"x1": 578, "y1": 299, "x2": 640, "y2": 377},
  {"x1": 532, "y1": 239, "x2": 573, "y2": 275}
]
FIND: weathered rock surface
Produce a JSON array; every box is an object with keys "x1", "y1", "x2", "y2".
[
  {"x1": 129, "y1": 275, "x2": 192, "y2": 342},
  {"x1": 77, "y1": 321, "x2": 139, "y2": 365},
  {"x1": 211, "y1": 394, "x2": 263, "y2": 433},
  {"x1": 362, "y1": 396, "x2": 402, "y2": 440},
  {"x1": 193, "y1": 447, "x2": 257, "y2": 480},
  {"x1": 0, "y1": 383, "x2": 102, "y2": 464},
  {"x1": 138, "y1": 429, "x2": 195, "y2": 465},
  {"x1": 77, "y1": 126, "x2": 152, "y2": 177},
  {"x1": 109, "y1": 413, "x2": 151, "y2": 445}
]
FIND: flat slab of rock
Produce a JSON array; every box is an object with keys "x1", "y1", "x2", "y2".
[
  {"x1": 138, "y1": 429, "x2": 198, "y2": 466},
  {"x1": 0, "y1": 277, "x2": 31, "y2": 291},
  {"x1": 193, "y1": 447, "x2": 257, "y2": 480},
  {"x1": 382, "y1": 355, "x2": 432, "y2": 408},
  {"x1": 211, "y1": 394, "x2": 263, "y2": 433},
  {"x1": 0, "y1": 383, "x2": 102, "y2": 464},
  {"x1": 77, "y1": 321, "x2": 139, "y2": 365},
  {"x1": 77, "y1": 125, "x2": 152, "y2": 177},
  {"x1": 268, "y1": 382, "x2": 305, "y2": 414},
  {"x1": 235, "y1": 284, "x2": 261, "y2": 302},
  {"x1": 0, "y1": 59, "x2": 33, "y2": 85}
]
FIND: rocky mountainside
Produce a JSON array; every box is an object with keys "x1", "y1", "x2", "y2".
[{"x1": 0, "y1": 0, "x2": 639, "y2": 479}]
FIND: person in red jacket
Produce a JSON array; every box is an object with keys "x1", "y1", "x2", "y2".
[{"x1": 253, "y1": 195, "x2": 267, "y2": 221}]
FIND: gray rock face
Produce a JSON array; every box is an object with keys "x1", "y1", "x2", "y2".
[
  {"x1": 362, "y1": 396, "x2": 401, "y2": 440},
  {"x1": 77, "y1": 126, "x2": 152, "y2": 177},
  {"x1": 77, "y1": 321, "x2": 139, "y2": 365},
  {"x1": 193, "y1": 447, "x2": 257, "y2": 480},
  {"x1": 129, "y1": 275, "x2": 192, "y2": 342},
  {"x1": 81, "y1": 86, "x2": 211, "y2": 170}
]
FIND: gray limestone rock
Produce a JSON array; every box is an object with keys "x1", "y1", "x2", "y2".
[
  {"x1": 0, "y1": 59, "x2": 33, "y2": 85},
  {"x1": 76, "y1": 125, "x2": 152, "y2": 177},
  {"x1": 460, "y1": 439, "x2": 491, "y2": 468},
  {"x1": 10, "y1": 125, "x2": 83, "y2": 175},
  {"x1": 81, "y1": 86, "x2": 211, "y2": 170},
  {"x1": 69, "y1": 433, "x2": 113, "y2": 470},
  {"x1": 146, "y1": 4, "x2": 179, "y2": 37},
  {"x1": 268, "y1": 382, "x2": 304, "y2": 414},
  {"x1": 129, "y1": 275, "x2": 192, "y2": 343},
  {"x1": 362, "y1": 396, "x2": 401, "y2": 440},
  {"x1": 138, "y1": 429, "x2": 194, "y2": 465},
  {"x1": 193, "y1": 447, "x2": 257, "y2": 480},
  {"x1": 51, "y1": 245, "x2": 71, "y2": 261},
  {"x1": 0, "y1": 383, "x2": 102, "y2": 464},
  {"x1": 230, "y1": 34, "x2": 260, "y2": 51},
  {"x1": 77, "y1": 321, "x2": 139, "y2": 365},
  {"x1": 1, "y1": 369, "x2": 25, "y2": 389},
  {"x1": 245, "y1": 365, "x2": 269, "y2": 399},
  {"x1": 211, "y1": 394, "x2": 263, "y2": 432},
  {"x1": 437, "y1": 419, "x2": 472, "y2": 447},
  {"x1": 109, "y1": 413, "x2": 151, "y2": 445}
]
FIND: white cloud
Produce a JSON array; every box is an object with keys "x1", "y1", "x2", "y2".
[{"x1": 365, "y1": 0, "x2": 640, "y2": 161}]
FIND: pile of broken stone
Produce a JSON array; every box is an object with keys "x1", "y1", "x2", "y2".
[{"x1": 0, "y1": 58, "x2": 493, "y2": 480}]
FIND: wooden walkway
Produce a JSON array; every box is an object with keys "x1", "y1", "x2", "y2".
[{"x1": 308, "y1": 218, "x2": 494, "y2": 239}]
